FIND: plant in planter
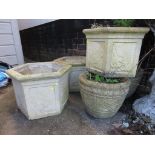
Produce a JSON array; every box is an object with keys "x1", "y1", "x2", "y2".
[
  {"x1": 83, "y1": 19, "x2": 150, "y2": 77},
  {"x1": 79, "y1": 72, "x2": 130, "y2": 118},
  {"x1": 113, "y1": 19, "x2": 135, "y2": 27}
]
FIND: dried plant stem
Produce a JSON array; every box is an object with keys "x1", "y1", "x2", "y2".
[{"x1": 137, "y1": 47, "x2": 155, "y2": 71}]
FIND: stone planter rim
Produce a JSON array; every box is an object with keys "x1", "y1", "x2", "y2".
[
  {"x1": 6, "y1": 62, "x2": 71, "y2": 82},
  {"x1": 83, "y1": 27, "x2": 150, "y2": 34},
  {"x1": 54, "y1": 56, "x2": 86, "y2": 67},
  {"x1": 80, "y1": 73, "x2": 130, "y2": 89}
]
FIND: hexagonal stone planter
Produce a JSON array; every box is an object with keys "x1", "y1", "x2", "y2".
[
  {"x1": 6, "y1": 62, "x2": 71, "y2": 120},
  {"x1": 83, "y1": 27, "x2": 149, "y2": 77},
  {"x1": 54, "y1": 56, "x2": 87, "y2": 92}
]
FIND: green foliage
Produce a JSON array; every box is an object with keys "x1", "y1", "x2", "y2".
[
  {"x1": 113, "y1": 19, "x2": 135, "y2": 27},
  {"x1": 87, "y1": 72, "x2": 121, "y2": 84}
]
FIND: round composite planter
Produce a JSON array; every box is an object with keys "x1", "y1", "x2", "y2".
[
  {"x1": 54, "y1": 56, "x2": 86, "y2": 92},
  {"x1": 79, "y1": 73, "x2": 130, "y2": 118},
  {"x1": 126, "y1": 69, "x2": 144, "y2": 98}
]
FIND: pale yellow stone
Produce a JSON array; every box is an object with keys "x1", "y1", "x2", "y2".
[
  {"x1": 6, "y1": 62, "x2": 71, "y2": 120},
  {"x1": 83, "y1": 27, "x2": 149, "y2": 77}
]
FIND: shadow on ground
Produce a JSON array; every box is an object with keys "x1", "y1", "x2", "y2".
[{"x1": 0, "y1": 85, "x2": 127, "y2": 135}]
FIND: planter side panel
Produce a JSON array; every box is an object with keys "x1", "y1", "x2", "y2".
[
  {"x1": 12, "y1": 79, "x2": 29, "y2": 117},
  {"x1": 107, "y1": 39, "x2": 142, "y2": 77},
  {"x1": 86, "y1": 39, "x2": 108, "y2": 72},
  {"x1": 23, "y1": 79, "x2": 61, "y2": 119},
  {"x1": 58, "y1": 73, "x2": 69, "y2": 110}
]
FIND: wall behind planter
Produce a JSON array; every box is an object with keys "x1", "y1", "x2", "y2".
[
  {"x1": 20, "y1": 20, "x2": 94, "y2": 61},
  {"x1": 139, "y1": 30, "x2": 155, "y2": 86}
]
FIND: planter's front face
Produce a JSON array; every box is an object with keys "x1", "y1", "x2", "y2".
[
  {"x1": 54, "y1": 56, "x2": 87, "y2": 92},
  {"x1": 83, "y1": 27, "x2": 149, "y2": 77},
  {"x1": 7, "y1": 62, "x2": 71, "y2": 120}
]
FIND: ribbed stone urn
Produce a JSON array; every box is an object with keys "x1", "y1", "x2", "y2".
[{"x1": 79, "y1": 73, "x2": 130, "y2": 118}]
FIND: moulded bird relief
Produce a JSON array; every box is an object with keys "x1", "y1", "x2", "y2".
[{"x1": 110, "y1": 43, "x2": 133, "y2": 75}]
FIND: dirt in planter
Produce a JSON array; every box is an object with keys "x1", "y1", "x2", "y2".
[{"x1": 15, "y1": 63, "x2": 61, "y2": 75}]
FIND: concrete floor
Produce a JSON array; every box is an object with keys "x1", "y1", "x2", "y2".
[{"x1": 0, "y1": 85, "x2": 126, "y2": 135}]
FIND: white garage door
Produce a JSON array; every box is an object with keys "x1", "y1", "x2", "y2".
[{"x1": 0, "y1": 19, "x2": 24, "y2": 65}]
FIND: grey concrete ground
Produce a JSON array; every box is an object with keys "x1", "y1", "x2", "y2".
[{"x1": 0, "y1": 85, "x2": 126, "y2": 135}]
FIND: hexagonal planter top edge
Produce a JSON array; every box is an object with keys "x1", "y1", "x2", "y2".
[
  {"x1": 6, "y1": 62, "x2": 72, "y2": 82},
  {"x1": 54, "y1": 56, "x2": 86, "y2": 67}
]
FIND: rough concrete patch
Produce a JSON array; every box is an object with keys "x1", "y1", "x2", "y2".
[{"x1": 0, "y1": 86, "x2": 126, "y2": 135}]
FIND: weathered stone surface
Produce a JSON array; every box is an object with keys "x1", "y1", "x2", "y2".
[
  {"x1": 83, "y1": 27, "x2": 149, "y2": 77},
  {"x1": 133, "y1": 69, "x2": 155, "y2": 123},
  {"x1": 54, "y1": 56, "x2": 87, "y2": 92},
  {"x1": 6, "y1": 62, "x2": 71, "y2": 120},
  {"x1": 79, "y1": 73, "x2": 130, "y2": 118}
]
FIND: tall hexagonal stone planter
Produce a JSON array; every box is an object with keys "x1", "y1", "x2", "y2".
[
  {"x1": 54, "y1": 56, "x2": 87, "y2": 92},
  {"x1": 83, "y1": 27, "x2": 149, "y2": 77},
  {"x1": 6, "y1": 62, "x2": 71, "y2": 120}
]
